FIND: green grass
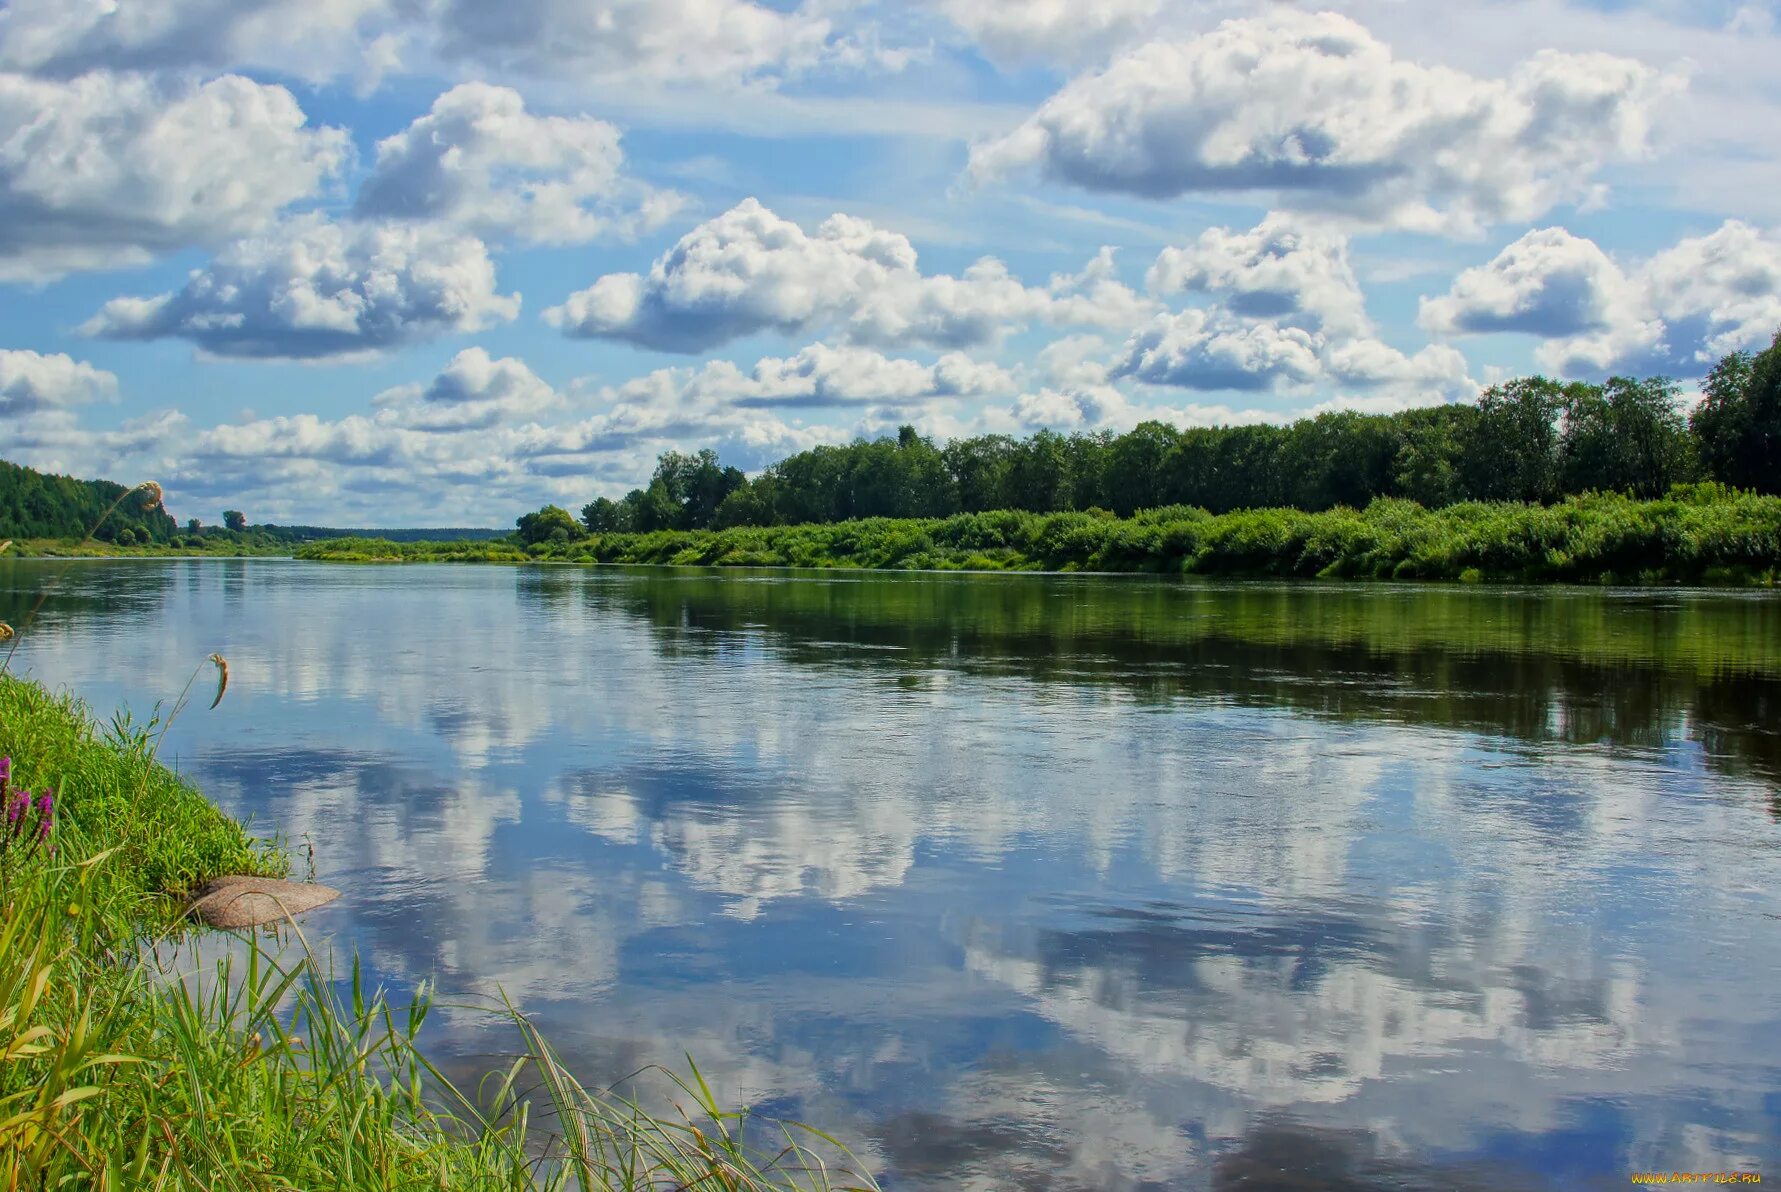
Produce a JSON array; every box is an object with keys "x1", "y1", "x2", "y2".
[
  {"x1": 0, "y1": 673, "x2": 877, "y2": 1190},
  {"x1": 4, "y1": 538, "x2": 290, "y2": 559},
  {"x1": 296, "y1": 486, "x2": 1781, "y2": 586},
  {"x1": 0, "y1": 677, "x2": 281, "y2": 939}
]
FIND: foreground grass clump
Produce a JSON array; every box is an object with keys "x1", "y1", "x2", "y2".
[
  {"x1": 0, "y1": 675, "x2": 876, "y2": 1190},
  {"x1": 0, "y1": 677, "x2": 280, "y2": 935},
  {"x1": 300, "y1": 485, "x2": 1781, "y2": 586}
]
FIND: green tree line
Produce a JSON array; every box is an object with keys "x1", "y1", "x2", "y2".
[
  {"x1": 306, "y1": 485, "x2": 1781, "y2": 587},
  {"x1": 515, "y1": 332, "x2": 1779, "y2": 546}
]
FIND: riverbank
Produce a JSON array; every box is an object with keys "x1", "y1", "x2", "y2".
[
  {"x1": 4, "y1": 538, "x2": 289, "y2": 558},
  {"x1": 0, "y1": 673, "x2": 875, "y2": 1189},
  {"x1": 298, "y1": 487, "x2": 1781, "y2": 586}
]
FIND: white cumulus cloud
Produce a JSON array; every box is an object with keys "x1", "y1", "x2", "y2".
[
  {"x1": 0, "y1": 0, "x2": 387, "y2": 80},
  {"x1": 544, "y1": 198, "x2": 1066, "y2": 352},
  {"x1": 354, "y1": 83, "x2": 682, "y2": 245},
  {"x1": 0, "y1": 0, "x2": 851, "y2": 90},
  {"x1": 929, "y1": 0, "x2": 1164, "y2": 66},
  {"x1": 374, "y1": 348, "x2": 562, "y2": 432},
  {"x1": 1110, "y1": 308, "x2": 1473, "y2": 400},
  {"x1": 1421, "y1": 221, "x2": 1781, "y2": 376},
  {"x1": 1419, "y1": 227, "x2": 1637, "y2": 339},
  {"x1": 0, "y1": 70, "x2": 350, "y2": 281},
  {"x1": 1111, "y1": 214, "x2": 1476, "y2": 400},
  {"x1": 1114, "y1": 312, "x2": 1327, "y2": 392},
  {"x1": 426, "y1": 0, "x2": 840, "y2": 86},
  {"x1": 83, "y1": 215, "x2": 521, "y2": 360},
  {"x1": 968, "y1": 10, "x2": 1678, "y2": 235},
  {"x1": 0, "y1": 348, "x2": 118, "y2": 419},
  {"x1": 630, "y1": 344, "x2": 1018, "y2": 412},
  {"x1": 1147, "y1": 214, "x2": 1369, "y2": 335}
]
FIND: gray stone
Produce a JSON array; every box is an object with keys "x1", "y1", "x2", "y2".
[{"x1": 187, "y1": 876, "x2": 340, "y2": 929}]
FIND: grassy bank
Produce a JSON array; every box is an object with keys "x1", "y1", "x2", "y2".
[
  {"x1": 0, "y1": 674, "x2": 875, "y2": 1189},
  {"x1": 299, "y1": 486, "x2": 1781, "y2": 586},
  {"x1": 3, "y1": 538, "x2": 290, "y2": 559}
]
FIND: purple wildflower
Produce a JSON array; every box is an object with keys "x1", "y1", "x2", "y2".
[
  {"x1": 35, "y1": 791, "x2": 52, "y2": 841},
  {"x1": 0, "y1": 756, "x2": 10, "y2": 790}
]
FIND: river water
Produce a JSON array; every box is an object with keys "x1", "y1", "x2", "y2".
[{"x1": 4, "y1": 558, "x2": 1778, "y2": 1189}]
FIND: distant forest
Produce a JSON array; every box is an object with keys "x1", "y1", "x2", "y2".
[
  {"x1": 0, "y1": 460, "x2": 176, "y2": 543},
  {"x1": 540, "y1": 333, "x2": 1780, "y2": 545},
  {"x1": 0, "y1": 461, "x2": 505, "y2": 545}
]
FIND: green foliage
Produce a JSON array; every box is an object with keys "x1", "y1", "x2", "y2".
[
  {"x1": 1691, "y1": 329, "x2": 1781, "y2": 493},
  {"x1": 222, "y1": 510, "x2": 247, "y2": 532},
  {"x1": 0, "y1": 677, "x2": 279, "y2": 937},
  {"x1": 1558, "y1": 376, "x2": 1694, "y2": 498},
  {"x1": 0, "y1": 460, "x2": 175, "y2": 543},
  {"x1": 514, "y1": 505, "x2": 582, "y2": 546},
  {"x1": 300, "y1": 489, "x2": 1781, "y2": 586}
]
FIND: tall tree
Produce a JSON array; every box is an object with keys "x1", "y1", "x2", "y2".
[
  {"x1": 1559, "y1": 376, "x2": 1694, "y2": 498},
  {"x1": 1391, "y1": 405, "x2": 1475, "y2": 508},
  {"x1": 1462, "y1": 378, "x2": 1571, "y2": 503},
  {"x1": 1106, "y1": 422, "x2": 1178, "y2": 515},
  {"x1": 942, "y1": 436, "x2": 1014, "y2": 513},
  {"x1": 515, "y1": 505, "x2": 581, "y2": 545},
  {"x1": 1691, "y1": 330, "x2": 1781, "y2": 493},
  {"x1": 580, "y1": 497, "x2": 629, "y2": 533}
]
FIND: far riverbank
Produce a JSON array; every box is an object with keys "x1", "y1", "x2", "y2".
[{"x1": 295, "y1": 487, "x2": 1781, "y2": 586}]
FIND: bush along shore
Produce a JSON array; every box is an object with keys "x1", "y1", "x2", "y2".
[
  {"x1": 0, "y1": 672, "x2": 876, "y2": 1190},
  {"x1": 297, "y1": 485, "x2": 1781, "y2": 586}
]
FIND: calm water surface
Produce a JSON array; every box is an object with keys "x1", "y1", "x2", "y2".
[{"x1": 4, "y1": 559, "x2": 1779, "y2": 1190}]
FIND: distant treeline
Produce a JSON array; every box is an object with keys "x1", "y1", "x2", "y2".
[
  {"x1": 301, "y1": 486, "x2": 1781, "y2": 587},
  {"x1": 247, "y1": 525, "x2": 509, "y2": 544},
  {"x1": 0, "y1": 459, "x2": 508, "y2": 546},
  {"x1": 543, "y1": 334, "x2": 1779, "y2": 543}
]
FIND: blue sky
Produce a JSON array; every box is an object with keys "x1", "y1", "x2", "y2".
[{"x1": 1, "y1": 0, "x2": 1777, "y2": 526}]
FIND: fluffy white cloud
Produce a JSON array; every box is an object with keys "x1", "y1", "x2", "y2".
[
  {"x1": 167, "y1": 344, "x2": 986, "y2": 515},
  {"x1": 1113, "y1": 308, "x2": 1472, "y2": 399},
  {"x1": 968, "y1": 10, "x2": 1677, "y2": 234},
  {"x1": 546, "y1": 199, "x2": 1152, "y2": 353},
  {"x1": 1147, "y1": 214, "x2": 1369, "y2": 335},
  {"x1": 0, "y1": 0, "x2": 848, "y2": 89},
  {"x1": 83, "y1": 215, "x2": 521, "y2": 360},
  {"x1": 0, "y1": 70, "x2": 350, "y2": 281},
  {"x1": 426, "y1": 0, "x2": 839, "y2": 86},
  {"x1": 929, "y1": 0, "x2": 1163, "y2": 65},
  {"x1": 1419, "y1": 227, "x2": 1636, "y2": 339},
  {"x1": 374, "y1": 348, "x2": 562, "y2": 432},
  {"x1": 635, "y1": 344, "x2": 1016, "y2": 411},
  {"x1": 1421, "y1": 221, "x2": 1781, "y2": 375},
  {"x1": 0, "y1": 349, "x2": 117, "y2": 419},
  {"x1": 518, "y1": 343, "x2": 1014, "y2": 475},
  {"x1": 4, "y1": 405, "x2": 186, "y2": 484},
  {"x1": 1103, "y1": 213, "x2": 1475, "y2": 400},
  {"x1": 354, "y1": 83, "x2": 682, "y2": 245},
  {"x1": 511, "y1": 385, "x2": 837, "y2": 479},
  {"x1": 1113, "y1": 312, "x2": 1325, "y2": 392},
  {"x1": 0, "y1": 0, "x2": 386, "y2": 80},
  {"x1": 193, "y1": 412, "x2": 403, "y2": 466}
]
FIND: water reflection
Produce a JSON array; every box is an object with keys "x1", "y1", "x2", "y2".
[{"x1": 2, "y1": 559, "x2": 1778, "y2": 1188}]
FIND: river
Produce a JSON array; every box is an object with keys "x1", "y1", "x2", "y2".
[{"x1": 4, "y1": 558, "x2": 1778, "y2": 1189}]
